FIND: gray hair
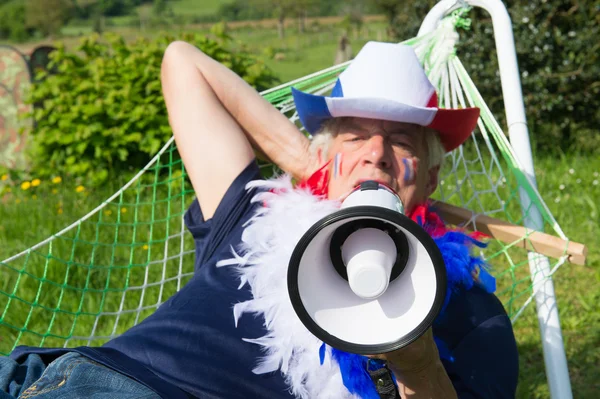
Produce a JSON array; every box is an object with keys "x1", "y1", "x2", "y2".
[{"x1": 308, "y1": 118, "x2": 446, "y2": 170}]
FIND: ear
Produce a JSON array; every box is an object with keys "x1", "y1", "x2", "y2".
[{"x1": 425, "y1": 165, "x2": 440, "y2": 197}]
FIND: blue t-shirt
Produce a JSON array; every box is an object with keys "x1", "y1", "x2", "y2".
[{"x1": 11, "y1": 160, "x2": 518, "y2": 398}]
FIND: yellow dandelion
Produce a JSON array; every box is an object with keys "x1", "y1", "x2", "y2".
[
  {"x1": 75, "y1": 185, "x2": 85, "y2": 193},
  {"x1": 1, "y1": 174, "x2": 7, "y2": 181},
  {"x1": 5, "y1": 187, "x2": 11, "y2": 193},
  {"x1": 52, "y1": 176, "x2": 62, "y2": 184},
  {"x1": 58, "y1": 208, "x2": 63, "y2": 214},
  {"x1": 104, "y1": 209, "x2": 113, "y2": 216},
  {"x1": 16, "y1": 198, "x2": 21, "y2": 204},
  {"x1": 52, "y1": 189, "x2": 58, "y2": 194},
  {"x1": 21, "y1": 181, "x2": 31, "y2": 190},
  {"x1": 142, "y1": 244, "x2": 149, "y2": 250},
  {"x1": 121, "y1": 207, "x2": 127, "y2": 213},
  {"x1": 32, "y1": 195, "x2": 37, "y2": 200},
  {"x1": 31, "y1": 179, "x2": 41, "y2": 187}
]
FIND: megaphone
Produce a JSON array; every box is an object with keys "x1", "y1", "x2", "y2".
[{"x1": 288, "y1": 180, "x2": 447, "y2": 355}]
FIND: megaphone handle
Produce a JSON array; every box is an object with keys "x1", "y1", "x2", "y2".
[{"x1": 367, "y1": 361, "x2": 400, "y2": 398}]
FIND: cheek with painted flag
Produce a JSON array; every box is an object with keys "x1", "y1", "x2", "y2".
[{"x1": 400, "y1": 157, "x2": 419, "y2": 185}]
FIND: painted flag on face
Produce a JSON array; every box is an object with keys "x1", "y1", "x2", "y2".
[
  {"x1": 402, "y1": 158, "x2": 417, "y2": 183},
  {"x1": 333, "y1": 153, "x2": 343, "y2": 178}
]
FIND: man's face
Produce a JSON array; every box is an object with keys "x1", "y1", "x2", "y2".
[{"x1": 324, "y1": 117, "x2": 440, "y2": 214}]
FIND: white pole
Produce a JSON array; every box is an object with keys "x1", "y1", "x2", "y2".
[{"x1": 418, "y1": 1, "x2": 573, "y2": 398}]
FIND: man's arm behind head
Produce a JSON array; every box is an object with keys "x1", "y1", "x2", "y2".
[{"x1": 160, "y1": 41, "x2": 314, "y2": 219}]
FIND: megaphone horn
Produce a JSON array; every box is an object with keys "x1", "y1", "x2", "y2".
[{"x1": 288, "y1": 180, "x2": 447, "y2": 355}]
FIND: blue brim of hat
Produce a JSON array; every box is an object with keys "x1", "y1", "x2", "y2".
[{"x1": 291, "y1": 87, "x2": 333, "y2": 135}]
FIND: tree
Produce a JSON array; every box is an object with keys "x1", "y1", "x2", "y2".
[
  {"x1": 137, "y1": 4, "x2": 152, "y2": 31},
  {"x1": 152, "y1": 0, "x2": 170, "y2": 16},
  {"x1": 384, "y1": 0, "x2": 600, "y2": 155},
  {"x1": 340, "y1": 0, "x2": 365, "y2": 38},
  {"x1": 293, "y1": 0, "x2": 319, "y2": 34},
  {"x1": 0, "y1": 0, "x2": 33, "y2": 41},
  {"x1": 251, "y1": 0, "x2": 295, "y2": 39},
  {"x1": 273, "y1": 0, "x2": 295, "y2": 39},
  {"x1": 25, "y1": 0, "x2": 72, "y2": 38},
  {"x1": 495, "y1": 0, "x2": 600, "y2": 153},
  {"x1": 367, "y1": 0, "x2": 437, "y2": 39}
]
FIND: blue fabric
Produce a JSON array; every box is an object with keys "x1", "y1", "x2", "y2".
[
  {"x1": 0, "y1": 352, "x2": 159, "y2": 398},
  {"x1": 432, "y1": 230, "x2": 489, "y2": 315},
  {"x1": 8, "y1": 347, "x2": 186, "y2": 399},
  {"x1": 433, "y1": 286, "x2": 519, "y2": 398},
  {"x1": 331, "y1": 350, "x2": 379, "y2": 399},
  {"x1": 7, "y1": 160, "x2": 518, "y2": 398},
  {"x1": 0, "y1": 353, "x2": 45, "y2": 398},
  {"x1": 331, "y1": 79, "x2": 344, "y2": 97},
  {"x1": 291, "y1": 87, "x2": 332, "y2": 134}
]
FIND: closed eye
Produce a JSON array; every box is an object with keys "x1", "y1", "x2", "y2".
[
  {"x1": 392, "y1": 139, "x2": 412, "y2": 148},
  {"x1": 345, "y1": 134, "x2": 367, "y2": 142},
  {"x1": 389, "y1": 135, "x2": 414, "y2": 149}
]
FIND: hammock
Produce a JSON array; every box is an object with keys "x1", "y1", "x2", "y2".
[{"x1": 0, "y1": 4, "x2": 576, "y2": 397}]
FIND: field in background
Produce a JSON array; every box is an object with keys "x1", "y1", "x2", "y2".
[{"x1": 16, "y1": 14, "x2": 388, "y2": 83}]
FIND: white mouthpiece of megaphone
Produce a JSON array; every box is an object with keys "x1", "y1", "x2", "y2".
[
  {"x1": 340, "y1": 181, "x2": 404, "y2": 299},
  {"x1": 342, "y1": 227, "x2": 396, "y2": 299}
]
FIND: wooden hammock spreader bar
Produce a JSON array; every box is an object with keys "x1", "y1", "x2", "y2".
[{"x1": 434, "y1": 201, "x2": 588, "y2": 266}]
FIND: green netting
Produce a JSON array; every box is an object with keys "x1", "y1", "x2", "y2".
[{"x1": 0, "y1": 11, "x2": 572, "y2": 356}]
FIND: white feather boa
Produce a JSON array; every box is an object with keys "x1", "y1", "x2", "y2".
[{"x1": 216, "y1": 175, "x2": 359, "y2": 399}]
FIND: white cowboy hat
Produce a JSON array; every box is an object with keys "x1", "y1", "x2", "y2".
[{"x1": 292, "y1": 41, "x2": 480, "y2": 152}]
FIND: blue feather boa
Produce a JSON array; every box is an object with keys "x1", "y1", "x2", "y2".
[{"x1": 320, "y1": 211, "x2": 496, "y2": 398}]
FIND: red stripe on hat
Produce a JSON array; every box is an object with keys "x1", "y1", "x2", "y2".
[
  {"x1": 427, "y1": 107, "x2": 480, "y2": 152},
  {"x1": 426, "y1": 92, "x2": 438, "y2": 108}
]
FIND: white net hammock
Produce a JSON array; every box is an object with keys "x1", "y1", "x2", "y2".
[{"x1": 0, "y1": 11, "x2": 574, "y2": 355}]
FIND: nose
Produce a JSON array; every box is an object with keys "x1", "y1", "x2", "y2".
[{"x1": 363, "y1": 135, "x2": 392, "y2": 170}]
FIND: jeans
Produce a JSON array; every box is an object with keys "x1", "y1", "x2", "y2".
[{"x1": 0, "y1": 352, "x2": 160, "y2": 398}]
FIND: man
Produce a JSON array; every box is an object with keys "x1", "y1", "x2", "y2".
[{"x1": 0, "y1": 41, "x2": 518, "y2": 398}]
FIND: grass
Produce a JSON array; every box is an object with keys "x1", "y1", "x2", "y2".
[{"x1": 1, "y1": 149, "x2": 598, "y2": 398}]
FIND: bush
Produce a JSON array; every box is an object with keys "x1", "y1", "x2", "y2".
[
  {"x1": 26, "y1": 32, "x2": 279, "y2": 185},
  {"x1": 458, "y1": 1, "x2": 600, "y2": 155},
  {"x1": 0, "y1": 0, "x2": 34, "y2": 42},
  {"x1": 383, "y1": 0, "x2": 600, "y2": 155}
]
